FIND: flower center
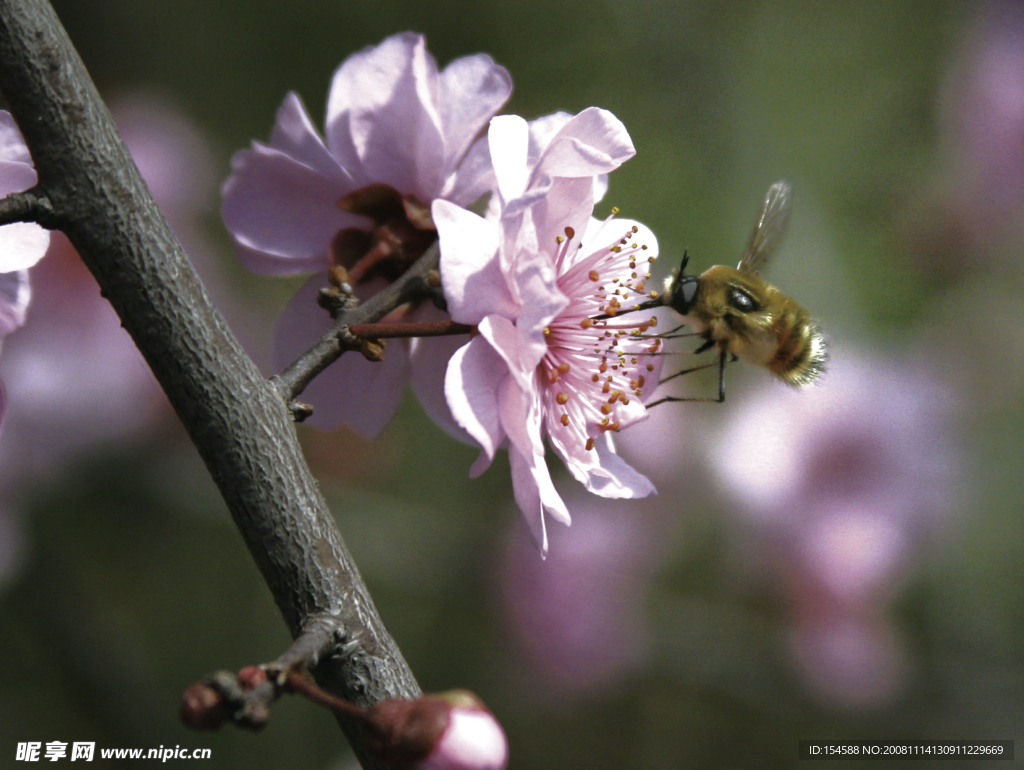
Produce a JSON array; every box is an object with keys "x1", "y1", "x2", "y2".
[{"x1": 539, "y1": 221, "x2": 662, "y2": 451}]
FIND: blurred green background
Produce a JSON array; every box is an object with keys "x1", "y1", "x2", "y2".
[{"x1": 4, "y1": 0, "x2": 1024, "y2": 768}]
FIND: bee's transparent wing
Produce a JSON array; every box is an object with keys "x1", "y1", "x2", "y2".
[{"x1": 737, "y1": 180, "x2": 792, "y2": 275}]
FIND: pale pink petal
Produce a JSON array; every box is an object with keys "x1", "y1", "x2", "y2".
[
  {"x1": 0, "y1": 154, "x2": 50, "y2": 273},
  {"x1": 326, "y1": 32, "x2": 444, "y2": 200},
  {"x1": 478, "y1": 315, "x2": 532, "y2": 394},
  {"x1": 269, "y1": 92, "x2": 353, "y2": 183},
  {"x1": 526, "y1": 112, "x2": 572, "y2": 164},
  {"x1": 441, "y1": 135, "x2": 497, "y2": 207},
  {"x1": 469, "y1": 448, "x2": 495, "y2": 479},
  {"x1": 489, "y1": 115, "x2": 530, "y2": 202},
  {"x1": 545, "y1": 417, "x2": 655, "y2": 499},
  {"x1": 0, "y1": 159, "x2": 37, "y2": 198},
  {"x1": 274, "y1": 275, "x2": 409, "y2": 437},
  {"x1": 0, "y1": 148, "x2": 46, "y2": 278},
  {"x1": 478, "y1": 112, "x2": 572, "y2": 219},
  {"x1": 0, "y1": 270, "x2": 30, "y2": 338},
  {"x1": 0, "y1": 224, "x2": 48, "y2": 273},
  {"x1": 511, "y1": 247, "x2": 569, "y2": 370},
  {"x1": 495, "y1": 367, "x2": 538, "y2": 460},
  {"x1": 508, "y1": 438, "x2": 572, "y2": 553},
  {"x1": 508, "y1": 445, "x2": 572, "y2": 557},
  {"x1": 444, "y1": 335, "x2": 506, "y2": 461},
  {"x1": 222, "y1": 143, "x2": 364, "y2": 275},
  {"x1": 0, "y1": 236, "x2": 166, "y2": 479},
  {"x1": 0, "y1": 113, "x2": 31, "y2": 164},
  {"x1": 588, "y1": 432, "x2": 657, "y2": 497},
  {"x1": 530, "y1": 106, "x2": 635, "y2": 183},
  {"x1": 497, "y1": 372, "x2": 571, "y2": 531},
  {"x1": 509, "y1": 446, "x2": 549, "y2": 555},
  {"x1": 529, "y1": 176, "x2": 599, "y2": 261},
  {"x1": 433, "y1": 200, "x2": 515, "y2": 324},
  {"x1": 437, "y1": 54, "x2": 512, "y2": 184}
]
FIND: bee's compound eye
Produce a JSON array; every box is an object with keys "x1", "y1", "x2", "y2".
[
  {"x1": 728, "y1": 287, "x2": 757, "y2": 312},
  {"x1": 673, "y1": 276, "x2": 699, "y2": 313}
]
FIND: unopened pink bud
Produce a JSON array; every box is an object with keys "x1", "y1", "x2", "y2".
[
  {"x1": 364, "y1": 690, "x2": 508, "y2": 770},
  {"x1": 416, "y1": 705, "x2": 508, "y2": 770},
  {"x1": 237, "y1": 666, "x2": 266, "y2": 690}
]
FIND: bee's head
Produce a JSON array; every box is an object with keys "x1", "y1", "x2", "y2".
[{"x1": 667, "y1": 250, "x2": 700, "y2": 315}]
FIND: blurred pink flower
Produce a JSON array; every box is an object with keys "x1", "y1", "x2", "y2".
[
  {"x1": 789, "y1": 609, "x2": 905, "y2": 708},
  {"x1": 498, "y1": 492, "x2": 669, "y2": 696},
  {"x1": 222, "y1": 32, "x2": 512, "y2": 437},
  {"x1": 0, "y1": 237, "x2": 166, "y2": 482},
  {"x1": 921, "y1": 1, "x2": 1024, "y2": 264},
  {"x1": 0, "y1": 111, "x2": 50, "y2": 280},
  {"x1": 0, "y1": 97, "x2": 218, "y2": 587},
  {"x1": 436, "y1": 110, "x2": 664, "y2": 553},
  {"x1": 711, "y1": 348, "x2": 957, "y2": 705},
  {"x1": 0, "y1": 110, "x2": 50, "y2": 401}
]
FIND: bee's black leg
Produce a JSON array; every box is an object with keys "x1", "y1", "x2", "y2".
[
  {"x1": 658, "y1": 360, "x2": 720, "y2": 385},
  {"x1": 647, "y1": 350, "x2": 732, "y2": 407},
  {"x1": 716, "y1": 349, "x2": 728, "y2": 402},
  {"x1": 693, "y1": 338, "x2": 716, "y2": 355}
]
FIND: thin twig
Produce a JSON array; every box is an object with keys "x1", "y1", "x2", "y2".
[
  {"x1": 348, "y1": 320, "x2": 473, "y2": 339},
  {"x1": 0, "y1": 186, "x2": 56, "y2": 226},
  {"x1": 282, "y1": 670, "x2": 365, "y2": 720}
]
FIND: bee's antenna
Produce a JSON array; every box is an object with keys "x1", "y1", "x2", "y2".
[{"x1": 680, "y1": 249, "x2": 689, "y2": 274}]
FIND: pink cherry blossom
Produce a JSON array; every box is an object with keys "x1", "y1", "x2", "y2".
[
  {"x1": 221, "y1": 33, "x2": 512, "y2": 437},
  {"x1": 0, "y1": 98, "x2": 216, "y2": 588},
  {"x1": 435, "y1": 109, "x2": 665, "y2": 554}
]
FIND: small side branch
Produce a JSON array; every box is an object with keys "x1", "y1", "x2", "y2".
[
  {"x1": 271, "y1": 243, "x2": 441, "y2": 402},
  {"x1": 180, "y1": 629, "x2": 501, "y2": 770},
  {"x1": 276, "y1": 615, "x2": 341, "y2": 671},
  {"x1": 181, "y1": 616, "x2": 347, "y2": 731},
  {"x1": 0, "y1": 187, "x2": 56, "y2": 226}
]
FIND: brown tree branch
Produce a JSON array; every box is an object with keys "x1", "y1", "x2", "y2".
[{"x1": 0, "y1": 2, "x2": 419, "y2": 766}]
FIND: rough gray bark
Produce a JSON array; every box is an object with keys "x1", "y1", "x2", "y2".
[{"x1": 0, "y1": 1, "x2": 420, "y2": 766}]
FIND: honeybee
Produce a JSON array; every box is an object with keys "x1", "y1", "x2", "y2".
[{"x1": 656, "y1": 181, "x2": 827, "y2": 402}]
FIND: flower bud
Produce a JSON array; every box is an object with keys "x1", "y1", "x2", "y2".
[
  {"x1": 179, "y1": 683, "x2": 229, "y2": 730},
  {"x1": 365, "y1": 690, "x2": 508, "y2": 770},
  {"x1": 237, "y1": 665, "x2": 266, "y2": 690}
]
